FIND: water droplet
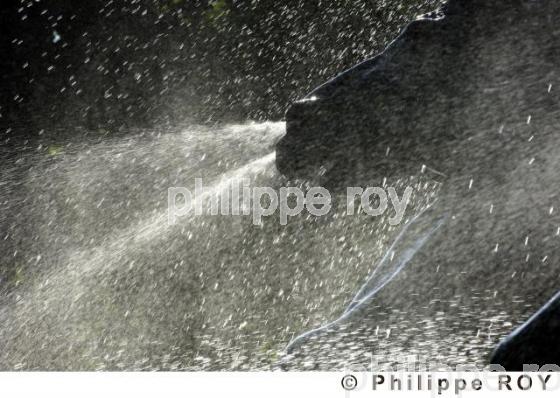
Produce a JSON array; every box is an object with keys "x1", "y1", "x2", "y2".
[{"x1": 52, "y1": 31, "x2": 61, "y2": 44}]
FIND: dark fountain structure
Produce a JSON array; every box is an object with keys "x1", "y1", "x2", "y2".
[{"x1": 276, "y1": 0, "x2": 560, "y2": 370}]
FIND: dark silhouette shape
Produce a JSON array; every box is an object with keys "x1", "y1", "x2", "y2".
[
  {"x1": 276, "y1": 0, "x2": 560, "y2": 185},
  {"x1": 491, "y1": 291, "x2": 560, "y2": 371},
  {"x1": 276, "y1": 0, "x2": 560, "y2": 367}
]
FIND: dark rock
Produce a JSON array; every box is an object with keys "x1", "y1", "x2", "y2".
[
  {"x1": 275, "y1": 0, "x2": 560, "y2": 185},
  {"x1": 491, "y1": 291, "x2": 560, "y2": 371},
  {"x1": 276, "y1": 0, "x2": 560, "y2": 367}
]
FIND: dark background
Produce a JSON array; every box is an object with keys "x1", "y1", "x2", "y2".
[{"x1": 1, "y1": 0, "x2": 441, "y2": 144}]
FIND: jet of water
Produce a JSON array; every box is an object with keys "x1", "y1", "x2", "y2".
[{"x1": 285, "y1": 204, "x2": 448, "y2": 353}]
